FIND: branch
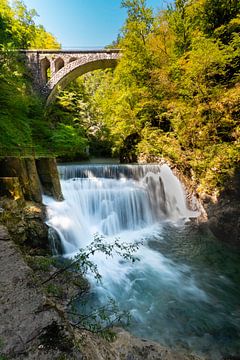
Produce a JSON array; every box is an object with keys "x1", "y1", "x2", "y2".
[{"x1": 41, "y1": 235, "x2": 141, "y2": 286}]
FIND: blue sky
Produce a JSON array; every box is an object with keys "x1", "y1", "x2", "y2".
[{"x1": 23, "y1": 0, "x2": 171, "y2": 49}]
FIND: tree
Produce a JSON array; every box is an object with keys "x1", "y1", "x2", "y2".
[
  {"x1": 166, "y1": 0, "x2": 194, "y2": 55},
  {"x1": 119, "y1": 0, "x2": 154, "y2": 85},
  {"x1": 201, "y1": 0, "x2": 240, "y2": 35},
  {"x1": 0, "y1": 0, "x2": 60, "y2": 156}
]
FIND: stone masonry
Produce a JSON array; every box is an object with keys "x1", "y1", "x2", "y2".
[{"x1": 21, "y1": 49, "x2": 120, "y2": 103}]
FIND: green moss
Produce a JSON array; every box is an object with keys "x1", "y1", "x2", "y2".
[
  {"x1": 25, "y1": 256, "x2": 57, "y2": 272},
  {"x1": 45, "y1": 284, "x2": 64, "y2": 297}
]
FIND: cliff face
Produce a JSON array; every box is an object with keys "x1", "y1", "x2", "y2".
[
  {"x1": 0, "y1": 157, "x2": 63, "y2": 203},
  {"x1": 200, "y1": 172, "x2": 240, "y2": 246},
  {"x1": 139, "y1": 155, "x2": 240, "y2": 247},
  {"x1": 36, "y1": 158, "x2": 63, "y2": 201},
  {"x1": 0, "y1": 157, "x2": 42, "y2": 203},
  {"x1": 176, "y1": 164, "x2": 240, "y2": 247}
]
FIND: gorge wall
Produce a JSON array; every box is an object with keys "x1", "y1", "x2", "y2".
[
  {"x1": 201, "y1": 172, "x2": 240, "y2": 246},
  {"x1": 0, "y1": 157, "x2": 63, "y2": 202}
]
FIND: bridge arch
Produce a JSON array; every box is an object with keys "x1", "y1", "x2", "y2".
[
  {"x1": 22, "y1": 49, "x2": 120, "y2": 104},
  {"x1": 69, "y1": 57, "x2": 77, "y2": 63},
  {"x1": 46, "y1": 52, "x2": 119, "y2": 105},
  {"x1": 54, "y1": 57, "x2": 64, "y2": 72},
  {"x1": 40, "y1": 57, "x2": 50, "y2": 83}
]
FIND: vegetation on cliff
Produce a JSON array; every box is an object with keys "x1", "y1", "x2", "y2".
[
  {"x1": 0, "y1": 0, "x2": 60, "y2": 154},
  {"x1": 0, "y1": 0, "x2": 239, "y2": 194},
  {"x1": 48, "y1": 0, "x2": 239, "y2": 194}
]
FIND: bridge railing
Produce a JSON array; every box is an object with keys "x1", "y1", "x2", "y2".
[{"x1": 19, "y1": 48, "x2": 121, "y2": 54}]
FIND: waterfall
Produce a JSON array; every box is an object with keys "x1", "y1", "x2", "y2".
[{"x1": 45, "y1": 164, "x2": 196, "y2": 255}]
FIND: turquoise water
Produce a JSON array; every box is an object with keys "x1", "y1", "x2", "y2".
[
  {"x1": 81, "y1": 223, "x2": 240, "y2": 360},
  {"x1": 46, "y1": 164, "x2": 240, "y2": 360},
  {"x1": 127, "y1": 223, "x2": 240, "y2": 359}
]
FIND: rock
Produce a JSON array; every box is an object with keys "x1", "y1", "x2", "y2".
[
  {"x1": 0, "y1": 236, "x2": 82, "y2": 359},
  {"x1": 24, "y1": 157, "x2": 43, "y2": 203},
  {"x1": 0, "y1": 198, "x2": 49, "y2": 252},
  {"x1": 36, "y1": 158, "x2": 63, "y2": 201},
  {"x1": 201, "y1": 172, "x2": 240, "y2": 246},
  {"x1": 0, "y1": 177, "x2": 24, "y2": 202},
  {"x1": 0, "y1": 157, "x2": 42, "y2": 203},
  {"x1": 111, "y1": 328, "x2": 203, "y2": 360},
  {"x1": 0, "y1": 225, "x2": 10, "y2": 241},
  {"x1": 0, "y1": 156, "x2": 64, "y2": 203},
  {"x1": 204, "y1": 198, "x2": 240, "y2": 246},
  {"x1": 76, "y1": 328, "x2": 203, "y2": 360}
]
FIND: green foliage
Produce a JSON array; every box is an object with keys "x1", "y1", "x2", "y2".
[
  {"x1": 0, "y1": 0, "x2": 34, "y2": 48},
  {"x1": 0, "y1": 0, "x2": 60, "y2": 157},
  {"x1": 178, "y1": 35, "x2": 229, "y2": 97},
  {"x1": 48, "y1": 0, "x2": 238, "y2": 194},
  {"x1": 166, "y1": 0, "x2": 194, "y2": 55},
  {"x1": 0, "y1": 0, "x2": 239, "y2": 194},
  {"x1": 50, "y1": 124, "x2": 88, "y2": 159},
  {"x1": 201, "y1": 0, "x2": 240, "y2": 35},
  {"x1": 31, "y1": 25, "x2": 60, "y2": 49},
  {"x1": 46, "y1": 73, "x2": 115, "y2": 158},
  {"x1": 45, "y1": 283, "x2": 64, "y2": 297},
  {"x1": 26, "y1": 255, "x2": 57, "y2": 272},
  {"x1": 118, "y1": 0, "x2": 154, "y2": 87},
  {"x1": 0, "y1": 51, "x2": 31, "y2": 149},
  {"x1": 95, "y1": 2, "x2": 240, "y2": 194}
]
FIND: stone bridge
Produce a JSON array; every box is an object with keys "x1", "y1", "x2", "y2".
[{"x1": 21, "y1": 49, "x2": 120, "y2": 104}]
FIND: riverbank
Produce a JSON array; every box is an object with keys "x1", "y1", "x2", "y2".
[
  {"x1": 0, "y1": 196, "x2": 204, "y2": 360},
  {"x1": 0, "y1": 224, "x2": 78, "y2": 360}
]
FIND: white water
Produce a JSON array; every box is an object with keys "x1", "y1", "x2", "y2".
[
  {"x1": 43, "y1": 163, "x2": 240, "y2": 359},
  {"x1": 44, "y1": 163, "x2": 225, "y2": 356},
  {"x1": 45, "y1": 164, "x2": 197, "y2": 253}
]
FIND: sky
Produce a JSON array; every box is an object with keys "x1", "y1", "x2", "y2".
[{"x1": 22, "y1": 0, "x2": 171, "y2": 49}]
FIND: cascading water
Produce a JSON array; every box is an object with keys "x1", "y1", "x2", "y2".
[{"x1": 44, "y1": 163, "x2": 240, "y2": 360}]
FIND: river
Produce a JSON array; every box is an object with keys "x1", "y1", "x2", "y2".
[{"x1": 44, "y1": 163, "x2": 240, "y2": 360}]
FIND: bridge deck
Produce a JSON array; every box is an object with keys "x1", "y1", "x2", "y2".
[{"x1": 20, "y1": 49, "x2": 121, "y2": 54}]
